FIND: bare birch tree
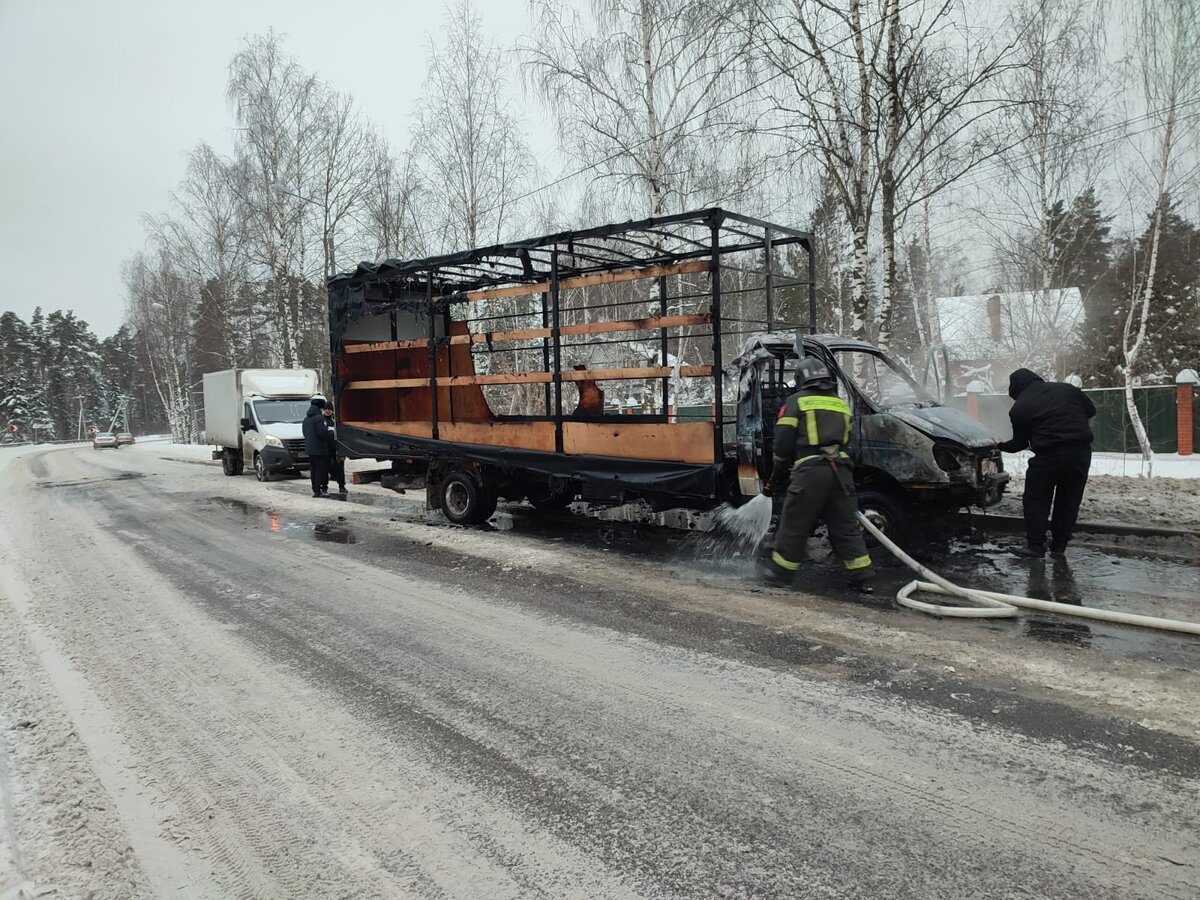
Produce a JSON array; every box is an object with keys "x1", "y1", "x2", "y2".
[
  {"x1": 986, "y1": 0, "x2": 1110, "y2": 318},
  {"x1": 123, "y1": 252, "x2": 198, "y2": 442},
  {"x1": 524, "y1": 0, "x2": 756, "y2": 218},
  {"x1": 364, "y1": 137, "x2": 429, "y2": 261},
  {"x1": 755, "y1": 0, "x2": 1016, "y2": 348},
  {"x1": 311, "y1": 91, "x2": 374, "y2": 278},
  {"x1": 752, "y1": 0, "x2": 883, "y2": 341},
  {"x1": 145, "y1": 143, "x2": 253, "y2": 368},
  {"x1": 227, "y1": 31, "x2": 327, "y2": 367},
  {"x1": 873, "y1": 3, "x2": 1019, "y2": 351},
  {"x1": 416, "y1": 0, "x2": 534, "y2": 249},
  {"x1": 1121, "y1": 0, "x2": 1199, "y2": 473}
]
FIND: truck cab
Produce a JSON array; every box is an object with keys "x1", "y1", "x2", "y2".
[
  {"x1": 239, "y1": 395, "x2": 315, "y2": 481},
  {"x1": 733, "y1": 333, "x2": 1008, "y2": 539},
  {"x1": 202, "y1": 368, "x2": 321, "y2": 481}
]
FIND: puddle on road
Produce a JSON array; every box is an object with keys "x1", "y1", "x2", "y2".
[{"x1": 211, "y1": 497, "x2": 357, "y2": 545}]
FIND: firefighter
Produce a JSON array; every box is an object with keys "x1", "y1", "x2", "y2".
[{"x1": 762, "y1": 357, "x2": 875, "y2": 593}]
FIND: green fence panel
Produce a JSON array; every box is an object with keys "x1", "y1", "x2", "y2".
[
  {"x1": 673, "y1": 404, "x2": 714, "y2": 422},
  {"x1": 950, "y1": 385, "x2": 1179, "y2": 453}
]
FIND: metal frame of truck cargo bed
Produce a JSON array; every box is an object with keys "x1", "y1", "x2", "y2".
[{"x1": 326, "y1": 208, "x2": 814, "y2": 509}]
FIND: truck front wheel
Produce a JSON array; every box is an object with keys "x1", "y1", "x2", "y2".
[
  {"x1": 855, "y1": 489, "x2": 906, "y2": 548},
  {"x1": 440, "y1": 471, "x2": 496, "y2": 526},
  {"x1": 254, "y1": 452, "x2": 271, "y2": 482},
  {"x1": 222, "y1": 450, "x2": 244, "y2": 476}
]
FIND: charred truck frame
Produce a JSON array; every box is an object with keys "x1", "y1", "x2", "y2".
[{"x1": 328, "y1": 208, "x2": 1007, "y2": 534}]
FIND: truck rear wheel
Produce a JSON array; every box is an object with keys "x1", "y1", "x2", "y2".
[
  {"x1": 222, "y1": 451, "x2": 243, "y2": 476},
  {"x1": 440, "y1": 471, "x2": 495, "y2": 526}
]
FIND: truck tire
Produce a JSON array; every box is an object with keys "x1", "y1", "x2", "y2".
[
  {"x1": 253, "y1": 452, "x2": 271, "y2": 482},
  {"x1": 222, "y1": 451, "x2": 243, "y2": 476},
  {"x1": 439, "y1": 471, "x2": 495, "y2": 526},
  {"x1": 855, "y1": 489, "x2": 906, "y2": 548}
]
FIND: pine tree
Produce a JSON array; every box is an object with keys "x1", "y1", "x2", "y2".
[
  {"x1": 1045, "y1": 188, "x2": 1117, "y2": 384},
  {"x1": 1095, "y1": 201, "x2": 1200, "y2": 385}
]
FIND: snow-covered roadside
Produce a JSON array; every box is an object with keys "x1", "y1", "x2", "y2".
[
  {"x1": 995, "y1": 452, "x2": 1200, "y2": 530},
  {"x1": 1002, "y1": 450, "x2": 1200, "y2": 480},
  {"x1": 0, "y1": 442, "x2": 87, "y2": 468}
]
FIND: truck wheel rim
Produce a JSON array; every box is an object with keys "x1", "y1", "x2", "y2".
[
  {"x1": 445, "y1": 482, "x2": 470, "y2": 517},
  {"x1": 861, "y1": 507, "x2": 891, "y2": 535}
]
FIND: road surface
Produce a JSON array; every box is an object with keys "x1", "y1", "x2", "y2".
[{"x1": 1, "y1": 442, "x2": 1198, "y2": 898}]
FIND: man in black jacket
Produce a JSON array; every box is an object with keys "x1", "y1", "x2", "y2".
[
  {"x1": 995, "y1": 368, "x2": 1096, "y2": 558},
  {"x1": 302, "y1": 396, "x2": 332, "y2": 497}
]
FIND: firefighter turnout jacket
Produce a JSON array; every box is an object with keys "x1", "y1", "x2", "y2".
[
  {"x1": 767, "y1": 388, "x2": 873, "y2": 584},
  {"x1": 769, "y1": 389, "x2": 853, "y2": 487}
]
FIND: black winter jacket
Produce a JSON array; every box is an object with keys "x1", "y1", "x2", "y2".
[
  {"x1": 998, "y1": 368, "x2": 1095, "y2": 454},
  {"x1": 302, "y1": 404, "x2": 332, "y2": 457}
]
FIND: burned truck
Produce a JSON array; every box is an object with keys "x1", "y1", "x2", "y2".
[
  {"x1": 327, "y1": 208, "x2": 1006, "y2": 537},
  {"x1": 731, "y1": 333, "x2": 1008, "y2": 537}
]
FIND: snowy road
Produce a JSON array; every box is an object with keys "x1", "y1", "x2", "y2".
[{"x1": 2, "y1": 443, "x2": 1199, "y2": 898}]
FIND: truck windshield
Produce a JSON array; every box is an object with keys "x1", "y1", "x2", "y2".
[
  {"x1": 834, "y1": 350, "x2": 934, "y2": 409},
  {"x1": 253, "y1": 399, "x2": 311, "y2": 425}
]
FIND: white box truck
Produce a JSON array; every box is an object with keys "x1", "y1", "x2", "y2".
[{"x1": 202, "y1": 368, "x2": 321, "y2": 481}]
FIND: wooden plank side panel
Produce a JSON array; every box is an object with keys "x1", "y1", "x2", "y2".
[
  {"x1": 343, "y1": 420, "x2": 433, "y2": 439},
  {"x1": 343, "y1": 313, "x2": 712, "y2": 355},
  {"x1": 440, "y1": 422, "x2": 556, "y2": 452},
  {"x1": 560, "y1": 365, "x2": 711, "y2": 383},
  {"x1": 345, "y1": 365, "x2": 711, "y2": 390},
  {"x1": 341, "y1": 419, "x2": 554, "y2": 452},
  {"x1": 563, "y1": 421, "x2": 716, "y2": 465},
  {"x1": 455, "y1": 258, "x2": 712, "y2": 304}
]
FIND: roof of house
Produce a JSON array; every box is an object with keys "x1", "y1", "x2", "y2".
[{"x1": 933, "y1": 288, "x2": 1083, "y2": 358}]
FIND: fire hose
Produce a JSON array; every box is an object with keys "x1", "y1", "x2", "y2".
[{"x1": 855, "y1": 512, "x2": 1200, "y2": 637}]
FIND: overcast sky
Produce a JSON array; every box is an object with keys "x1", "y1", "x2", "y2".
[{"x1": 0, "y1": 0, "x2": 550, "y2": 339}]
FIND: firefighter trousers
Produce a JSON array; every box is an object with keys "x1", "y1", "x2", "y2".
[{"x1": 769, "y1": 460, "x2": 873, "y2": 583}]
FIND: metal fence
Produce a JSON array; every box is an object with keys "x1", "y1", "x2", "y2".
[{"x1": 949, "y1": 384, "x2": 1196, "y2": 453}]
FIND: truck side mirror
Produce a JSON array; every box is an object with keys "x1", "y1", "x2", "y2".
[{"x1": 240, "y1": 417, "x2": 251, "y2": 431}]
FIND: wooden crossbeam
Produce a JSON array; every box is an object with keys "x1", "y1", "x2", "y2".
[
  {"x1": 450, "y1": 258, "x2": 711, "y2": 304},
  {"x1": 343, "y1": 312, "x2": 712, "y2": 354},
  {"x1": 343, "y1": 364, "x2": 712, "y2": 391}
]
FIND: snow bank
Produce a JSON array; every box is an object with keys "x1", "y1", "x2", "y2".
[
  {"x1": 0, "y1": 442, "x2": 87, "y2": 469},
  {"x1": 1002, "y1": 450, "x2": 1200, "y2": 480}
]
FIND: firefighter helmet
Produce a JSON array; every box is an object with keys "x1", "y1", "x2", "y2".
[{"x1": 797, "y1": 356, "x2": 836, "y2": 392}]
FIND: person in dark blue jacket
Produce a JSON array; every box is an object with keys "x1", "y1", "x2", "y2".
[
  {"x1": 302, "y1": 396, "x2": 332, "y2": 497},
  {"x1": 995, "y1": 368, "x2": 1096, "y2": 558}
]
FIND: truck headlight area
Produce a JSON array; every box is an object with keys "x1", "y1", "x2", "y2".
[{"x1": 264, "y1": 434, "x2": 284, "y2": 448}]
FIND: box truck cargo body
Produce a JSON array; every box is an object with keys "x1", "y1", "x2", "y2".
[{"x1": 202, "y1": 368, "x2": 321, "y2": 481}]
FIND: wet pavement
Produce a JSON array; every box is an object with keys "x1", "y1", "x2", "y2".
[{"x1": 238, "y1": 480, "x2": 1200, "y2": 669}]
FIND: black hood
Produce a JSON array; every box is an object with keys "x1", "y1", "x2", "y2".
[{"x1": 1007, "y1": 368, "x2": 1044, "y2": 400}]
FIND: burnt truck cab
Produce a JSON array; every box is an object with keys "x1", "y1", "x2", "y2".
[{"x1": 731, "y1": 332, "x2": 1008, "y2": 537}]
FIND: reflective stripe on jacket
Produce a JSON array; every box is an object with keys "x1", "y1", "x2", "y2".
[{"x1": 772, "y1": 390, "x2": 852, "y2": 472}]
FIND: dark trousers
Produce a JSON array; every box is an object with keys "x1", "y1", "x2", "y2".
[
  {"x1": 309, "y1": 455, "x2": 330, "y2": 495},
  {"x1": 1023, "y1": 446, "x2": 1091, "y2": 550},
  {"x1": 329, "y1": 456, "x2": 346, "y2": 490},
  {"x1": 769, "y1": 461, "x2": 873, "y2": 583}
]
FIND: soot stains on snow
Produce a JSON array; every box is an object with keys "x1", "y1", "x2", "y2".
[{"x1": 36, "y1": 472, "x2": 146, "y2": 489}]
